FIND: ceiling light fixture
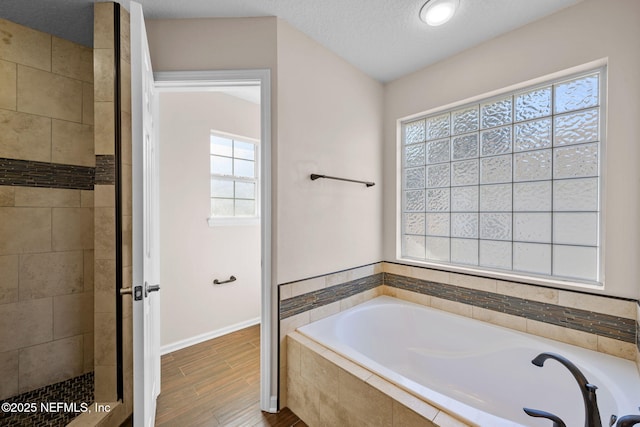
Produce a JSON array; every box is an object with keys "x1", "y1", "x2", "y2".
[{"x1": 419, "y1": 0, "x2": 460, "y2": 26}]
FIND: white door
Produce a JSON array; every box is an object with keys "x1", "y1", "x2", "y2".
[{"x1": 130, "y1": 2, "x2": 161, "y2": 427}]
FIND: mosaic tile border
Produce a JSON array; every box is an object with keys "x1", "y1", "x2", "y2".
[
  {"x1": 279, "y1": 273, "x2": 383, "y2": 319},
  {"x1": 0, "y1": 157, "x2": 94, "y2": 190},
  {"x1": 0, "y1": 372, "x2": 94, "y2": 427},
  {"x1": 385, "y1": 272, "x2": 636, "y2": 343},
  {"x1": 95, "y1": 155, "x2": 116, "y2": 185}
]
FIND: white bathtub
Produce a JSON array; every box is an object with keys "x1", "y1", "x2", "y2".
[{"x1": 297, "y1": 296, "x2": 640, "y2": 427}]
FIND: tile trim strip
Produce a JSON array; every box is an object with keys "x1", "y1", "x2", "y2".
[
  {"x1": 385, "y1": 272, "x2": 636, "y2": 343},
  {"x1": 278, "y1": 271, "x2": 635, "y2": 344},
  {"x1": 279, "y1": 273, "x2": 383, "y2": 319},
  {"x1": 0, "y1": 157, "x2": 95, "y2": 190},
  {"x1": 95, "y1": 155, "x2": 116, "y2": 185}
]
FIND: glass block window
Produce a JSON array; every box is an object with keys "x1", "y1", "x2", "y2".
[
  {"x1": 210, "y1": 133, "x2": 259, "y2": 218},
  {"x1": 401, "y1": 69, "x2": 603, "y2": 284}
]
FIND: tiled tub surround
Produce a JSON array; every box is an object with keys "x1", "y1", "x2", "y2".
[
  {"x1": 0, "y1": 18, "x2": 95, "y2": 403},
  {"x1": 279, "y1": 262, "x2": 639, "y2": 411},
  {"x1": 287, "y1": 331, "x2": 459, "y2": 427}
]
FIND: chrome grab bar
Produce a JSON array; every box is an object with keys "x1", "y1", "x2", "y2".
[
  {"x1": 213, "y1": 275, "x2": 237, "y2": 285},
  {"x1": 310, "y1": 173, "x2": 375, "y2": 187}
]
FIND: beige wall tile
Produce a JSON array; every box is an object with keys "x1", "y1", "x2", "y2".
[
  {"x1": 340, "y1": 292, "x2": 367, "y2": 311},
  {"x1": 0, "y1": 254, "x2": 19, "y2": 304},
  {"x1": 120, "y1": 7, "x2": 131, "y2": 64},
  {"x1": 0, "y1": 298, "x2": 52, "y2": 352},
  {"x1": 0, "y1": 207, "x2": 51, "y2": 255},
  {"x1": 93, "y1": 49, "x2": 115, "y2": 103},
  {"x1": 325, "y1": 270, "x2": 352, "y2": 287},
  {"x1": 52, "y1": 36, "x2": 93, "y2": 83},
  {"x1": 526, "y1": 319, "x2": 597, "y2": 350},
  {"x1": 84, "y1": 250, "x2": 94, "y2": 292},
  {"x1": 431, "y1": 297, "x2": 473, "y2": 318},
  {"x1": 53, "y1": 292, "x2": 94, "y2": 339},
  {"x1": 94, "y1": 259, "x2": 116, "y2": 314},
  {"x1": 94, "y1": 185, "x2": 115, "y2": 208},
  {"x1": 122, "y1": 215, "x2": 132, "y2": 268},
  {"x1": 95, "y1": 207, "x2": 116, "y2": 260},
  {"x1": 83, "y1": 332, "x2": 94, "y2": 373},
  {"x1": 338, "y1": 368, "x2": 393, "y2": 427},
  {"x1": 19, "y1": 335, "x2": 83, "y2": 393},
  {"x1": 558, "y1": 290, "x2": 636, "y2": 319},
  {"x1": 383, "y1": 262, "x2": 412, "y2": 277},
  {"x1": 14, "y1": 187, "x2": 80, "y2": 207},
  {"x1": 52, "y1": 120, "x2": 95, "y2": 166},
  {"x1": 120, "y1": 59, "x2": 131, "y2": 114},
  {"x1": 291, "y1": 276, "x2": 325, "y2": 297},
  {"x1": 287, "y1": 370, "x2": 320, "y2": 425},
  {"x1": 0, "y1": 186, "x2": 15, "y2": 206},
  {"x1": 279, "y1": 284, "x2": 292, "y2": 300},
  {"x1": 0, "y1": 59, "x2": 16, "y2": 110},
  {"x1": 94, "y1": 312, "x2": 117, "y2": 367},
  {"x1": 19, "y1": 251, "x2": 84, "y2": 299},
  {"x1": 472, "y1": 306, "x2": 527, "y2": 332},
  {"x1": 393, "y1": 401, "x2": 437, "y2": 427},
  {"x1": 81, "y1": 190, "x2": 94, "y2": 208},
  {"x1": 308, "y1": 300, "x2": 341, "y2": 322},
  {"x1": 52, "y1": 207, "x2": 94, "y2": 251},
  {"x1": 300, "y1": 341, "x2": 338, "y2": 393},
  {"x1": 121, "y1": 111, "x2": 132, "y2": 165},
  {"x1": 82, "y1": 82, "x2": 94, "y2": 125},
  {"x1": 496, "y1": 280, "x2": 558, "y2": 304},
  {"x1": 411, "y1": 267, "x2": 450, "y2": 285},
  {"x1": 596, "y1": 335, "x2": 637, "y2": 361},
  {"x1": 0, "y1": 109, "x2": 52, "y2": 162},
  {"x1": 280, "y1": 310, "x2": 310, "y2": 337},
  {"x1": 94, "y1": 102, "x2": 115, "y2": 155},
  {"x1": 93, "y1": 3, "x2": 114, "y2": 50},
  {"x1": 0, "y1": 18, "x2": 51, "y2": 71},
  {"x1": 392, "y1": 287, "x2": 431, "y2": 307},
  {"x1": 0, "y1": 350, "x2": 19, "y2": 400},
  {"x1": 94, "y1": 365, "x2": 117, "y2": 402},
  {"x1": 17, "y1": 65, "x2": 83, "y2": 122},
  {"x1": 449, "y1": 273, "x2": 497, "y2": 293}
]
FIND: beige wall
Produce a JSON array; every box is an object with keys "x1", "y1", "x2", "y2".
[
  {"x1": 275, "y1": 20, "x2": 384, "y2": 284},
  {"x1": 158, "y1": 91, "x2": 261, "y2": 349},
  {"x1": 383, "y1": 0, "x2": 640, "y2": 299},
  {"x1": 0, "y1": 18, "x2": 94, "y2": 400}
]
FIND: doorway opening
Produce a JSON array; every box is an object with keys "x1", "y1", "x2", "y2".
[{"x1": 153, "y1": 70, "x2": 275, "y2": 420}]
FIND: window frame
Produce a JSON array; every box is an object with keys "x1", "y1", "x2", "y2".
[
  {"x1": 207, "y1": 130, "x2": 260, "y2": 226},
  {"x1": 397, "y1": 65, "x2": 607, "y2": 289}
]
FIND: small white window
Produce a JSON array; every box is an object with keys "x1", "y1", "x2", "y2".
[{"x1": 208, "y1": 132, "x2": 259, "y2": 225}]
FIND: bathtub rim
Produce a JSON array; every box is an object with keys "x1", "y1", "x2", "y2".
[{"x1": 295, "y1": 295, "x2": 640, "y2": 426}]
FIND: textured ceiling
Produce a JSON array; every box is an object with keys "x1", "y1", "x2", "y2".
[{"x1": 0, "y1": 0, "x2": 582, "y2": 82}]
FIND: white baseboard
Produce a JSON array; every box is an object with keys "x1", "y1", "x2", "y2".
[{"x1": 160, "y1": 317, "x2": 261, "y2": 355}]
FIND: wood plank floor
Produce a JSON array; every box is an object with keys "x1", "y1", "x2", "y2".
[{"x1": 155, "y1": 324, "x2": 306, "y2": 427}]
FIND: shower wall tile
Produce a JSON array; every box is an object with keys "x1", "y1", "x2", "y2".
[
  {"x1": 431, "y1": 296, "x2": 472, "y2": 318},
  {"x1": 120, "y1": 6, "x2": 131, "y2": 64},
  {"x1": 0, "y1": 350, "x2": 19, "y2": 400},
  {"x1": 19, "y1": 251, "x2": 84, "y2": 299},
  {"x1": 0, "y1": 255, "x2": 19, "y2": 304},
  {"x1": 93, "y1": 49, "x2": 115, "y2": 102},
  {"x1": 81, "y1": 190, "x2": 94, "y2": 208},
  {"x1": 94, "y1": 185, "x2": 115, "y2": 208},
  {"x1": 94, "y1": 259, "x2": 116, "y2": 314},
  {"x1": 83, "y1": 332, "x2": 94, "y2": 373},
  {"x1": 0, "y1": 298, "x2": 53, "y2": 353},
  {"x1": 82, "y1": 82, "x2": 94, "y2": 126},
  {"x1": 52, "y1": 207, "x2": 94, "y2": 251},
  {"x1": 14, "y1": 187, "x2": 80, "y2": 207},
  {"x1": 0, "y1": 18, "x2": 51, "y2": 71},
  {"x1": 84, "y1": 250, "x2": 94, "y2": 292},
  {"x1": 94, "y1": 312, "x2": 117, "y2": 367},
  {"x1": 94, "y1": 207, "x2": 116, "y2": 260},
  {"x1": 526, "y1": 318, "x2": 598, "y2": 350},
  {"x1": 51, "y1": 36, "x2": 93, "y2": 83},
  {"x1": 53, "y1": 292, "x2": 94, "y2": 339},
  {"x1": 472, "y1": 306, "x2": 527, "y2": 332},
  {"x1": 0, "y1": 109, "x2": 52, "y2": 162},
  {"x1": 121, "y1": 59, "x2": 131, "y2": 114},
  {"x1": 93, "y1": 3, "x2": 115, "y2": 49},
  {"x1": 18, "y1": 335, "x2": 83, "y2": 393},
  {"x1": 94, "y1": 102, "x2": 116, "y2": 155},
  {"x1": 17, "y1": 65, "x2": 83, "y2": 122},
  {"x1": 596, "y1": 335, "x2": 637, "y2": 360},
  {"x1": 52, "y1": 120, "x2": 95, "y2": 167},
  {"x1": 0, "y1": 207, "x2": 51, "y2": 255},
  {"x1": 0, "y1": 187, "x2": 15, "y2": 206},
  {"x1": 0, "y1": 60, "x2": 16, "y2": 110}
]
